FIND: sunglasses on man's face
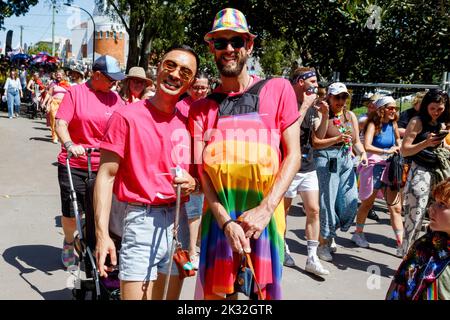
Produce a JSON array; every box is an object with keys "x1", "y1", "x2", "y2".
[
  {"x1": 212, "y1": 36, "x2": 246, "y2": 50},
  {"x1": 162, "y1": 59, "x2": 194, "y2": 82}
]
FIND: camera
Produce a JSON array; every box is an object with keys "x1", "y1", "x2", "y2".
[{"x1": 306, "y1": 86, "x2": 318, "y2": 94}]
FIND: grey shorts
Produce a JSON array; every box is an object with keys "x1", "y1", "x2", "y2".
[{"x1": 119, "y1": 203, "x2": 189, "y2": 282}]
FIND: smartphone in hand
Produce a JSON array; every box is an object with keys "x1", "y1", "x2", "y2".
[{"x1": 434, "y1": 130, "x2": 449, "y2": 140}]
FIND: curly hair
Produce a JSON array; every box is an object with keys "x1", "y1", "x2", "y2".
[
  {"x1": 365, "y1": 105, "x2": 399, "y2": 135},
  {"x1": 432, "y1": 177, "x2": 450, "y2": 206}
]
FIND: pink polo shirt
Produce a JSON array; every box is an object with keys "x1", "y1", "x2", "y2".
[
  {"x1": 100, "y1": 99, "x2": 192, "y2": 205},
  {"x1": 56, "y1": 83, "x2": 124, "y2": 170}
]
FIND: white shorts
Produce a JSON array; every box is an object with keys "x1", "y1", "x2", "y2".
[{"x1": 285, "y1": 171, "x2": 319, "y2": 198}]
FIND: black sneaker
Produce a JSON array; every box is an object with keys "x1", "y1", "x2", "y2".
[
  {"x1": 284, "y1": 251, "x2": 296, "y2": 267},
  {"x1": 367, "y1": 209, "x2": 380, "y2": 221}
]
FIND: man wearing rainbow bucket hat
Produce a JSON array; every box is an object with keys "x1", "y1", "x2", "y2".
[{"x1": 190, "y1": 8, "x2": 301, "y2": 300}]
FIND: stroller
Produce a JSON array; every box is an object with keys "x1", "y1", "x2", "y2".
[
  {"x1": 27, "y1": 96, "x2": 45, "y2": 120},
  {"x1": 66, "y1": 148, "x2": 121, "y2": 300}
]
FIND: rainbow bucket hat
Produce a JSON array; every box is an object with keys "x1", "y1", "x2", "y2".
[{"x1": 204, "y1": 8, "x2": 256, "y2": 42}]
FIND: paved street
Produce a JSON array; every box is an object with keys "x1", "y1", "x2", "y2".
[{"x1": 0, "y1": 106, "x2": 408, "y2": 300}]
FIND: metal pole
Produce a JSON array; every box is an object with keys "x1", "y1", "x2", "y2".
[
  {"x1": 20, "y1": 26, "x2": 23, "y2": 49},
  {"x1": 52, "y1": 2, "x2": 55, "y2": 56}
]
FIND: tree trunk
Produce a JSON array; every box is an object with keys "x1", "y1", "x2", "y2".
[
  {"x1": 138, "y1": 25, "x2": 153, "y2": 71},
  {"x1": 126, "y1": 18, "x2": 144, "y2": 73}
]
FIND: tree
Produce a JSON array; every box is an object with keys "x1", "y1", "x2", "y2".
[
  {"x1": 28, "y1": 42, "x2": 52, "y2": 55},
  {"x1": 0, "y1": 0, "x2": 39, "y2": 29},
  {"x1": 185, "y1": 0, "x2": 449, "y2": 83},
  {"x1": 98, "y1": 0, "x2": 192, "y2": 72}
]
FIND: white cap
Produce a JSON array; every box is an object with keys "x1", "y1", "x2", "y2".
[
  {"x1": 374, "y1": 96, "x2": 396, "y2": 109},
  {"x1": 327, "y1": 82, "x2": 349, "y2": 95}
]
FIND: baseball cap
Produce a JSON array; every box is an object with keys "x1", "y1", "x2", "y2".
[
  {"x1": 327, "y1": 82, "x2": 349, "y2": 96},
  {"x1": 204, "y1": 8, "x2": 256, "y2": 42},
  {"x1": 92, "y1": 55, "x2": 125, "y2": 81}
]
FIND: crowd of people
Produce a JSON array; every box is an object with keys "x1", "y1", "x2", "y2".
[{"x1": 2, "y1": 8, "x2": 450, "y2": 301}]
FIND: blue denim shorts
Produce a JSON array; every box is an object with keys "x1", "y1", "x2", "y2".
[
  {"x1": 119, "y1": 203, "x2": 189, "y2": 282},
  {"x1": 373, "y1": 164, "x2": 386, "y2": 190},
  {"x1": 184, "y1": 194, "x2": 204, "y2": 219}
]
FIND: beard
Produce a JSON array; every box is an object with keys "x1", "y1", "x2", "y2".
[{"x1": 216, "y1": 53, "x2": 248, "y2": 77}]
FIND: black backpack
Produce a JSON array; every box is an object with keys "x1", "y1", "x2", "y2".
[{"x1": 207, "y1": 79, "x2": 270, "y2": 116}]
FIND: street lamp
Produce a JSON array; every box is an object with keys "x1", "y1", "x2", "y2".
[{"x1": 64, "y1": 3, "x2": 96, "y2": 64}]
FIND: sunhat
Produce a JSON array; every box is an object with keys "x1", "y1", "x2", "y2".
[
  {"x1": 204, "y1": 8, "x2": 256, "y2": 42},
  {"x1": 126, "y1": 67, "x2": 153, "y2": 86}
]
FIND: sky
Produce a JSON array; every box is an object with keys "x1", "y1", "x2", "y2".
[{"x1": 0, "y1": 0, "x2": 97, "y2": 50}]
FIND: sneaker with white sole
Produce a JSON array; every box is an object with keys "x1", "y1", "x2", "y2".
[
  {"x1": 305, "y1": 257, "x2": 330, "y2": 276},
  {"x1": 351, "y1": 232, "x2": 370, "y2": 248},
  {"x1": 61, "y1": 240, "x2": 76, "y2": 268},
  {"x1": 395, "y1": 246, "x2": 404, "y2": 258},
  {"x1": 329, "y1": 237, "x2": 337, "y2": 253},
  {"x1": 317, "y1": 245, "x2": 333, "y2": 262},
  {"x1": 284, "y1": 243, "x2": 296, "y2": 267}
]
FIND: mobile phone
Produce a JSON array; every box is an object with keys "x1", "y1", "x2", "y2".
[
  {"x1": 329, "y1": 158, "x2": 337, "y2": 173},
  {"x1": 434, "y1": 130, "x2": 449, "y2": 140}
]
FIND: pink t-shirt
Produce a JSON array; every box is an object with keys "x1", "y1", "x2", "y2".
[
  {"x1": 188, "y1": 76, "x2": 300, "y2": 163},
  {"x1": 100, "y1": 100, "x2": 192, "y2": 205},
  {"x1": 56, "y1": 83, "x2": 124, "y2": 170},
  {"x1": 176, "y1": 95, "x2": 194, "y2": 118}
]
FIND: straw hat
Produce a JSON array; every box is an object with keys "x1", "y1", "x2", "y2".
[
  {"x1": 126, "y1": 67, "x2": 153, "y2": 86},
  {"x1": 204, "y1": 8, "x2": 256, "y2": 42}
]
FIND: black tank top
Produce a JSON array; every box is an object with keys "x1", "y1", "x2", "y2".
[
  {"x1": 412, "y1": 121, "x2": 441, "y2": 145},
  {"x1": 410, "y1": 120, "x2": 442, "y2": 168}
]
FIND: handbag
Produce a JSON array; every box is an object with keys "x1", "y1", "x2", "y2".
[
  {"x1": 172, "y1": 242, "x2": 195, "y2": 279},
  {"x1": 234, "y1": 253, "x2": 264, "y2": 300},
  {"x1": 381, "y1": 153, "x2": 405, "y2": 206}
]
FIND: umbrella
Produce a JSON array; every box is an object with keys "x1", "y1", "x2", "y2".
[{"x1": 11, "y1": 53, "x2": 31, "y2": 62}]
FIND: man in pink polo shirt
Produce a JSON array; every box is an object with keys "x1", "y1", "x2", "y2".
[
  {"x1": 55, "y1": 55, "x2": 125, "y2": 268},
  {"x1": 94, "y1": 45, "x2": 200, "y2": 300}
]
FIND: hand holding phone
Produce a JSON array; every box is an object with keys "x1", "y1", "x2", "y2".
[{"x1": 433, "y1": 130, "x2": 449, "y2": 140}]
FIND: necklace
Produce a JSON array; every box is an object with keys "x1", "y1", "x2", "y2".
[{"x1": 332, "y1": 110, "x2": 353, "y2": 153}]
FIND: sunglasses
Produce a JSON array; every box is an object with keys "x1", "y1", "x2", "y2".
[
  {"x1": 334, "y1": 94, "x2": 349, "y2": 101},
  {"x1": 385, "y1": 106, "x2": 398, "y2": 111},
  {"x1": 162, "y1": 59, "x2": 194, "y2": 82},
  {"x1": 212, "y1": 36, "x2": 246, "y2": 50},
  {"x1": 100, "y1": 72, "x2": 115, "y2": 83},
  {"x1": 192, "y1": 86, "x2": 208, "y2": 91}
]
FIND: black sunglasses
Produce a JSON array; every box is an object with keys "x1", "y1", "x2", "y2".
[{"x1": 213, "y1": 36, "x2": 246, "y2": 50}]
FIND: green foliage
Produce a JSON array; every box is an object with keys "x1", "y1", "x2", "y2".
[
  {"x1": 0, "y1": 0, "x2": 40, "y2": 28},
  {"x1": 28, "y1": 42, "x2": 52, "y2": 55},
  {"x1": 101, "y1": 0, "x2": 449, "y2": 82}
]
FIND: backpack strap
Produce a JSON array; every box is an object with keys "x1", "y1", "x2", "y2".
[
  {"x1": 206, "y1": 78, "x2": 270, "y2": 105},
  {"x1": 206, "y1": 78, "x2": 271, "y2": 116}
]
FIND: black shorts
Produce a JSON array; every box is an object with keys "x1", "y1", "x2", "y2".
[{"x1": 58, "y1": 164, "x2": 97, "y2": 218}]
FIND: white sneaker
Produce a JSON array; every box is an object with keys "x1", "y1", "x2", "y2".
[
  {"x1": 351, "y1": 232, "x2": 370, "y2": 248},
  {"x1": 317, "y1": 245, "x2": 333, "y2": 262},
  {"x1": 329, "y1": 237, "x2": 337, "y2": 253},
  {"x1": 395, "y1": 246, "x2": 404, "y2": 258},
  {"x1": 305, "y1": 257, "x2": 330, "y2": 276}
]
